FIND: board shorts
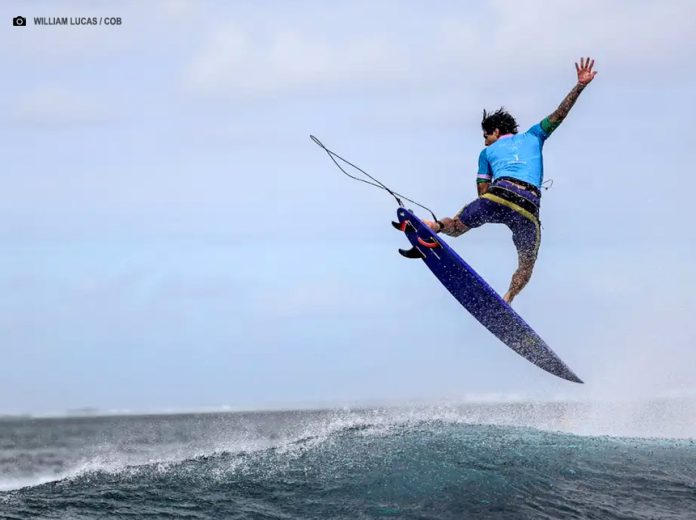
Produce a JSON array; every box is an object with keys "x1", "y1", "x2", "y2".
[{"x1": 456, "y1": 178, "x2": 541, "y2": 263}]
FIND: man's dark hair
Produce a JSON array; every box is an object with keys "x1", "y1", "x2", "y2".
[{"x1": 481, "y1": 108, "x2": 519, "y2": 135}]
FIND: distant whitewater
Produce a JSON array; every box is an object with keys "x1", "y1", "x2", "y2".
[{"x1": 1, "y1": 403, "x2": 695, "y2": 519}]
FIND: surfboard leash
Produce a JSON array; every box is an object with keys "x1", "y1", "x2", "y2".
[{"x1": 310, "y1": 135, "x2": 440, "y2": 223}]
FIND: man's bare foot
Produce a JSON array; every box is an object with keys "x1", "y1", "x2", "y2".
[{"x1": 422, "y1": 220, "x2": 441, "y2": 233}]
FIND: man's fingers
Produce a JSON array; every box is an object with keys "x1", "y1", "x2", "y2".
[
  {"x1": 589, "y1": 58, "x2": 595, "y2": 70},
  {"x1": 575, "y1": 61, "x2": 580, "y2": 73}
]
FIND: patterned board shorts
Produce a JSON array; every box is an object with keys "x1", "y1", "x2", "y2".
[{"x1": 456, "y1": 178, "x2": 542, "y2": 262}]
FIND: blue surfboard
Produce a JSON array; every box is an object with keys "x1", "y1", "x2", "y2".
[{"x1": 396, "y1": 208, "x2": 582, "y2": 383}]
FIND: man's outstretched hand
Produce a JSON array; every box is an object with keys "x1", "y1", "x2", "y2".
[{"x1": 576, "y1": 57, "x2": 597, "y2": 86}]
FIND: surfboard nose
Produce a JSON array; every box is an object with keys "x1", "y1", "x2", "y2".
[{"x1": 562, "y1": 370, "x2": 584, "y2": 384}]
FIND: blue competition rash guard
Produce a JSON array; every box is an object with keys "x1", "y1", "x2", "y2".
[{"x1": 476, "y1": 118, "x2": 558, "y2": 189}]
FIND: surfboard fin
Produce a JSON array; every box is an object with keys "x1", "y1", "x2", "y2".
[
  {"x1": 391, "y1": 220, "x2": 416, "y2": 233},
  {"x1": 398, "y1": 246, "x2": 425, "y2": 259}
]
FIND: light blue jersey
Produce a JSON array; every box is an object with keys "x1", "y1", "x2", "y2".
[{"x1": 477, "y1": 122, "x2": 550, "y2": 188}]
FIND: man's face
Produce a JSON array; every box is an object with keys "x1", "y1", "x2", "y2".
[{"x1": 483, "y1": 128, "x2": 500, "y2": 146}]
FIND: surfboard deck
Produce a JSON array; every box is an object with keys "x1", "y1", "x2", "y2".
[{"x1": 396, "y1": 208, "x2": 582, "y2": 383}]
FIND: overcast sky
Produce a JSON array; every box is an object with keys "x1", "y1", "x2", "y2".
[{"x1": 1, "y1": 0, "x2": 695, "y2": 415}]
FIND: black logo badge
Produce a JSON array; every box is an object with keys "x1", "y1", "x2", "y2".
[{"x1": 13, "y1": 16, "x2": 26, "y2": 27}]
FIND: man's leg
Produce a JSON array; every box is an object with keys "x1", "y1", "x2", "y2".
[
  {"x1": 422, "y1": 199, "x2": 490, "y2": 237},
  {"x1": 504, "y1": 217, "x2": 541, "y2": 304},
  {"x1": 503, "y1": 253, "x2": 536, "y2": 304}
]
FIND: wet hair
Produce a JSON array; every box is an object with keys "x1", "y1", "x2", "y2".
[{"x1": 481, "y1": 108, "x2": 519, "y2": 135}]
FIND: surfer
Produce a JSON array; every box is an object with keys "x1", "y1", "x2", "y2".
[{"x1": 424, "y1": 57, "x2": 597, "y2": 304}]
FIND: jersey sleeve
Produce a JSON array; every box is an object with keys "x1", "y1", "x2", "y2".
[
  {"x1": 527, "y1": 120, "x2": 551, "y2": 142},
  {"x1": 476, "y1": 149, "x2": 493, "y2": 184}
]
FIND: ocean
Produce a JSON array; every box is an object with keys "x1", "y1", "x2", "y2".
[{"x1": 1, "y1": 403, "x2": 695, "y2": 519}]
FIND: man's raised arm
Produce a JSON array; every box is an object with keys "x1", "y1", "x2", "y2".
[{"x1": 545, "y1": 57, "x2": 597, "y2": 131}]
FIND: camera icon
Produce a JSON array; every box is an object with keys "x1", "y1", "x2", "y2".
[{"x1": 13, "y1": 16, "x2": 26, "y2": 27}]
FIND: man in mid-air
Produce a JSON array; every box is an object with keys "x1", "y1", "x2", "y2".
[{"x1": 425, "y1": 57, "x2": 597, "y2": 304}]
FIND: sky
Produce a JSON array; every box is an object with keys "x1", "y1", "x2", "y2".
[{"x1": 1, "y1": 0, "x2": 695, "y2": 415}]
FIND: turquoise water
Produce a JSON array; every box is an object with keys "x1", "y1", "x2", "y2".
[{"x1": 1, "y1": 407, "x2": 695, "y2": 519}]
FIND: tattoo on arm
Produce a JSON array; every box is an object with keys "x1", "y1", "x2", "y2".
[{"x1": 548, "y1": 83, "x2": 586, "y2": 125}]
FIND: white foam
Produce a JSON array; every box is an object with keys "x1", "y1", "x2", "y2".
[{"x1": 2, "y1": 399, "x2": 693, "y2": 494}]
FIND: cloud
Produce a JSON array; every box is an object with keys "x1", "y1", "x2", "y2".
[
  {"x1": 180, "y1": 0, "x2": 696, "y2": 102},
  {"x1": 10, "y1": 84, "x2": 115, "y2": 128},
  {"x1": 182, "y1": 23, "x2": 411, "y2": 99}
]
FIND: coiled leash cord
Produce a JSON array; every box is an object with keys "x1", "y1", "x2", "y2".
[{"x1": 310, "y1": 135, "x2": 441, "y2": 224}]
